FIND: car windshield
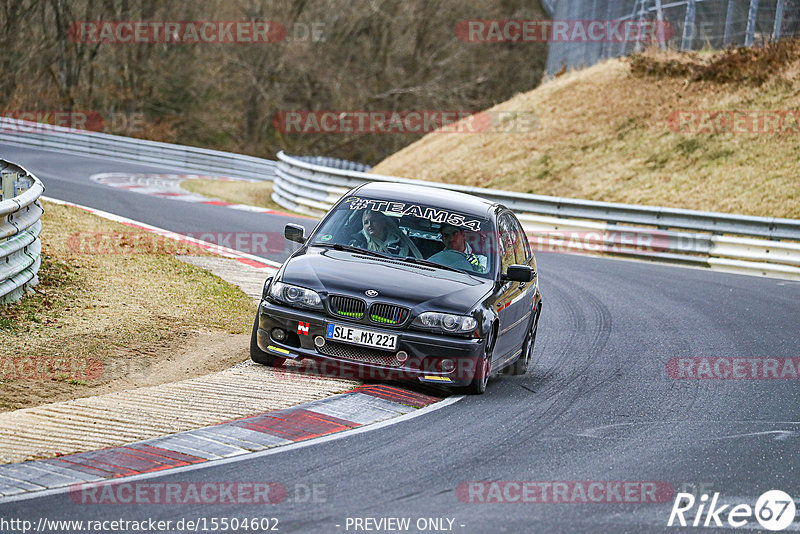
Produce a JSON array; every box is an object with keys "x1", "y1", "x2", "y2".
[{"x1": 310, "y1": 195, "x2": 496, "y2": 278}]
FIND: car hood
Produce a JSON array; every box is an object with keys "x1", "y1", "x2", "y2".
[{"x1": 279, "y1": 248, "x2": 492, "y2": 313}]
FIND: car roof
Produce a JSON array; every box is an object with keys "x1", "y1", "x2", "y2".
[{"x1": 352, "y1": 181, "x2": 498, "y2": 218}]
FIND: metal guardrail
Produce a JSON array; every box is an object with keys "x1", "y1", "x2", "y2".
[
  {"x1": 2, "y1": 116, "x2": 797, "y2": 280},
  {"x1": 0, "y1": 160, "x2": 44, "y2": 305},
  {"x1": 274, "y1": 151, "x2": 800, "y2": 280},
  {"x1": 293, "y1": 155, "x2": 372, "y2": 173},
  {"x1": 0, "y1": 117, "x2": 276, "y2": 182}
]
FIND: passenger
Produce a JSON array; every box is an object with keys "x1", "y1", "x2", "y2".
[
  {"x1": 352, "y1": 210, "x2": 422, "y2": 258},
  {"x1": 428, "y1": 223, "x2": 487, "y2": 273}
]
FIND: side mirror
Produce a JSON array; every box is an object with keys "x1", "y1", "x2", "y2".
[
  {"x1": 503, "y1": 265, "x2": 535, "y2": 283},
  {"x1": 284, "y1": 223, "x2": 306, "y2": 244}
]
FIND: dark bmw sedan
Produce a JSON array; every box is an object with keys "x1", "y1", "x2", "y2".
[{"x1": 251, "y1": 182, "x2": 541, "y2": 394}]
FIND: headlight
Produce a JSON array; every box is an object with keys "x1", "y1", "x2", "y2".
[
  {"x1": 268, "y1": 281, "x2": 322, "y2": 309},
  {"x1": 412, "y1": 312, "x2": 478, "y2": 333},
  {"x1": 261, "y1": 277, "x2": 273, "y2": 300}
]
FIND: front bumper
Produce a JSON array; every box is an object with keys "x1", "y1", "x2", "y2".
[{"x1": 256, "y1": 300, "x2": 485, "y2": 387}]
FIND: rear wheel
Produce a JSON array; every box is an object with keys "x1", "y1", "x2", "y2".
[
  {"x1": 512, "y1": 307, "x2": 539, "y2": 376},
  {"x1": 250, "y1": 313, "x2": 285, "y2": 367}
]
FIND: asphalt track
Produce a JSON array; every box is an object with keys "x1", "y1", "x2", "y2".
[
  {"x1": 0, "y1": 143, "x2": 313, "y2": 264},
  {"x1": 2, "y1": 143, "x2": 800, "y2": 533}
]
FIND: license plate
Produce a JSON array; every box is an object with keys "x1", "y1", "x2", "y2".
[{"x1": 326, "y1": 324, "x2": 397, "y2": 350}]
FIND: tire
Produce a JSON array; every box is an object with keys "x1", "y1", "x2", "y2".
[
  {"x1": 462, "y1": 327, "x2": 494, "y2": 395},
  {"x1": 512, "y1": 307, "x2": 539, "y2": 376},
  {"x1": 250, "y1": 313, "x2": 285, "y2": 367}
]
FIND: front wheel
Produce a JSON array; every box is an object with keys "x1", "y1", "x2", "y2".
[
  {"x1": 250, "y1": 313, "x2": 285, "y2": 367},
  {"x1": 461, "y1": 328, "x2": 494, "y2": 395}
]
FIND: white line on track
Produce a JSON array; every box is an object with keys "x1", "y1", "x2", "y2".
[{"x1": 0, "y1": 395, "x2": 463, "y2": 504}]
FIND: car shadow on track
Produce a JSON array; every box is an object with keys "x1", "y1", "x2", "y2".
[{"x1": 266, "y1": 359, "x2": 452, "y2": 399}]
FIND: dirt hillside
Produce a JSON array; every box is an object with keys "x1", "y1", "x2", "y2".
[{"x1": 373, "y1": 41, "x2": 800, "y2": 218}]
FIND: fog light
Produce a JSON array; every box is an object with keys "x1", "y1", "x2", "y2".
[
  {"x1": 314, "y1": 336, "x2": 325, "y2": 348},
  {"x1": 441, "y1": 359, "x2": 455, "y2": 373},
  {"x1": 271, "y1": 328, "x2": 286, "y2": 342},
  {"x1": 396, "y1": 351, "x2": 408, "y2": 364}
]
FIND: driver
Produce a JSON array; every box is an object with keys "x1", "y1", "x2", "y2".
[
  {"x1": 352, "y1": 210, "x2": 422, "y2": 258},
  {"x1": 428, "y1": 223, "x2": 487, "y2": 273}
]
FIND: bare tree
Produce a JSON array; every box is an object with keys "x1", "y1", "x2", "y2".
[
  {"x1": 3, "y1": 0, "x2": 549, "y2": 161},
  {"x1": 0, "y1": 0, "x2": 43, "y2": 107}
]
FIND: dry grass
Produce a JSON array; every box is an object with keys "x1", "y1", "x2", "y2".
[
  {"x1": 372, "y1": 41, "x2": 800, "y2": 219},
  {"x1": 180, "y1": 179, "x2": 288, "y2": 213},
  {"x1": 0, "y1": 201, "x2": 255, "y2": 411}
]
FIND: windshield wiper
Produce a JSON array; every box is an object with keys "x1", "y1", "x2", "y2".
[
  {"x1": 314, "y1": 243, "x2": 464, "y2": 271},
  {"x1": 313, "y1": 242, "x2": 394, "y2": 260},
  {"x1": 402, "y1": 256, "x2": 466, "y2": 274}
]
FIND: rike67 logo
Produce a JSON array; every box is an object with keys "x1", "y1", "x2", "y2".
[{"x1": 668, "y1": 490, "x2": 796, "y2": 531}]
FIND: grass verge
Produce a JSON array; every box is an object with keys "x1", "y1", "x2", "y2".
[
  {"x1": 180, "y1": 179, "x2": 291, "y2": 213},
  {"x1": 372, "y1": 40, "x2": 800, "y2": 219},
  {"x1": 0, "y1": 201, "x2": 256, "y2": 412}
]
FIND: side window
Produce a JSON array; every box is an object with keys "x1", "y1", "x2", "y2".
[
  {"x1": 498, "y1": 213, "x2": 517, "y2": 274},
  {"x1": 512, "y1": 216, "x2": 531, "y2": 264}
]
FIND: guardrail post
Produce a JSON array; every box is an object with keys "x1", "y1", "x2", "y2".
[
  {"x1": 681, "y1": 0, "x2": 697, "y2": 50},
  {"x1": 1, "y1": 170, "x2": 17, "y2": 202},
  {"x1": 634, "y1": 0, "x2": 646, "y2": 53},
  {"x1": 14, "y1": 174, "x2": 33, "y2": 196},
  {"x1": 723, "y1": 0, "x2": 737, "y2": 45},
  {"x1": 585, "y1": 0, "x2": 600, "y2": 64},
  {"x1": 773, "y1": 0, "x2": 785, "y2": 40},
  {"x1": 619, "y1": 0, "x2": 640, "y2": 57},
  {"x1": 654, "y1": 0, "x2": 667, "y2": 49},
  {"x1": 0, "y1": 172, "x2": 8, "y2": 243},
  {"x1": 745, "y1": 0, "x2": 760, "y2": 46}
]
